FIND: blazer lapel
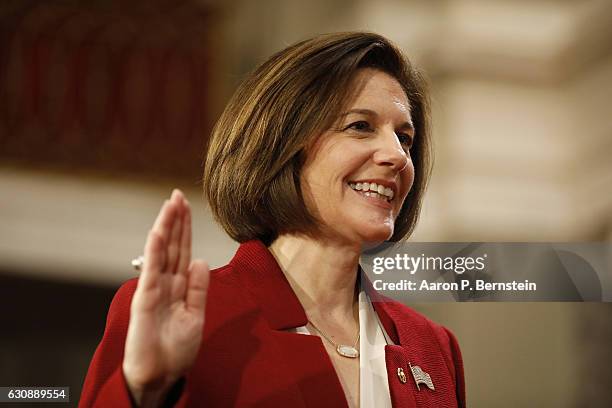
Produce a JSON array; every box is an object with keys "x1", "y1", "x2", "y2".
[
  {"x1": 365, "y1": 275, "x2": 458, "y2": 408},
  {"x1": 230, "y1": 240, "x2": 349, "y2": 407}
]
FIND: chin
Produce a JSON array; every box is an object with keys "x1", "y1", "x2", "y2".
[
  {"x1": 356, "y1": 224, "x2": 394, "y2": 245},
  {"x1": 329, "y1": 216, "x2": 395, "y2": 246}
]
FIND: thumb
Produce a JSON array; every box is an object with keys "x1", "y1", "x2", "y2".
[{"x1": 185, "y1": 259, "x2": 210, "y2": 314}]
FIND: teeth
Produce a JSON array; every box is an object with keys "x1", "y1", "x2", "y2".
[
  {"x1": 385, "y1": 187, "x2": 394, "y2": 199},
  {"x1": 348, "y1": 181, "x2": 394, "y2": 201}
]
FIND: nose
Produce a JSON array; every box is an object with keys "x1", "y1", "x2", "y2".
[{"x1": 372, "y1": 129, "x2": 409, "y2": 171}]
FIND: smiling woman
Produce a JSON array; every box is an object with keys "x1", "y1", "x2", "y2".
[
  {"x1": 300, "y1": 69, "x2": 415, "y2": 245},
  {"x1": 203, "y1": 33, "x2": 431, "y2": 246},
  {"x1": 80, "y1": 32, "x2": 464, "y2": 408}
]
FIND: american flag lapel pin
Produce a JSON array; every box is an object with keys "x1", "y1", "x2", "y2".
[{"x1": 409, "y1": 362, "x2": 435, "y2": 391}]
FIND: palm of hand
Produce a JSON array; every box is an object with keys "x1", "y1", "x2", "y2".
[{"x1": 123, "y1": 190, "x2": 210, "y2": 400}]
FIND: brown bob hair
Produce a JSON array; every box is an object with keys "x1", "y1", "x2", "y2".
[{"x1": 203, "y1": 32, "x2": 431, "y2": 245}]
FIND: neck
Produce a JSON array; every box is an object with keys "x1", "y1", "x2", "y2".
[{"x1": 269, "y1": 234, "x2": 361, "y2": 323}]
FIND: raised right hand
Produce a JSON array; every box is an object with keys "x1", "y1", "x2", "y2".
[{"x1": 123, "y1": 189, "x2": 210, "y2": 407}]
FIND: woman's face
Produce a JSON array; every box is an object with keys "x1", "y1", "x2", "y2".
[{"x1": 301, "y1": 68, "x2": 415, "y2": 246}]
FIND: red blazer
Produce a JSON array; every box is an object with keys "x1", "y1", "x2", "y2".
[{"x1": 80, "y1": 240, "x2": 466, "y2": 407}]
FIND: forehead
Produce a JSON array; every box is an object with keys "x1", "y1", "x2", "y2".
[{"x1": 347, "y1": 68, "x2": 411, "y2": 114}]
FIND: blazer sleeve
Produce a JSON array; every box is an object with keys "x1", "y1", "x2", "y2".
[
  {"x1": 79, "y1": 279, "x2": 138, "y2": 407},
  {"x1": 80, "y1": 279, "x2": 189, "y2": 407}
]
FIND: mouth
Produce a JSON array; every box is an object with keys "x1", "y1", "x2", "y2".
[{"x1": 347, "y1": 181, "x2": 395, "y2": 204}]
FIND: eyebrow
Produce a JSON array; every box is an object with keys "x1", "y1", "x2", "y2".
[{"x1": 340, "y1": 108, "x2": 415, "y2": 132}]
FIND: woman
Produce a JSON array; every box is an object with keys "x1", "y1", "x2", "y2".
[{"x1": 80, "y1": 32, "x2": 465, "y2": 407}]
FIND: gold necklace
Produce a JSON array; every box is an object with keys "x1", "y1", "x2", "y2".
[{"x1": 307, "y1": 320, "x2": 360, "y2": 358}]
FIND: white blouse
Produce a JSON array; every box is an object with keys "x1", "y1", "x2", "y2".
[
  {"x1": 291, "y1": 287, "x2": 393, "y2": 407},
  {"x1": 359, "y1": 288, "x2": 393, "y2": 408}
]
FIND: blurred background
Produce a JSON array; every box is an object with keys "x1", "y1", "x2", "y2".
[{"x1": 1, "y1": 0, "x2": 611, "y2": 406}]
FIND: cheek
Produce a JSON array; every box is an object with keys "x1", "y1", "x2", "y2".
[
  {"x1": 299, "y1": 160, "x2": 338, "y2": 213},
  {"x1": 398, "y1": 160, "x2": 416, "y2": 206}
]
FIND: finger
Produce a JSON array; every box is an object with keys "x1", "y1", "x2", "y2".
[
  {"x1": 166, "y1": 190, "x2": 184, "y2": 274},
  {"x1": 185, "y1": 260, "x2": 210, "y2": 314},
  {"x1": 170, "y1": 269, "x2": 187, "y2": 303},
  {"x1": 139, "y1": 195, "x2": 173, "y2": 284},
  {"x1": 176, "y1": 196, "x2": 192, "y2": 276},
  {"x1": 151, "y1": 199, "x2": 175, "y2": 245},
  {"x1": 150, "y1": 201, "x2": 176, "y2": 276},
  {"x1": 138, "y1": 229, "x2": 165, "y2": 291}
]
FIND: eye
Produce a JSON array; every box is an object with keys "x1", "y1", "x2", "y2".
[
  {"x1": 396, "y1": 132, "x2": 414, "y2": 151},
  {"x1": 345, "y1": 120, "x2": 373, "y2": 132}
]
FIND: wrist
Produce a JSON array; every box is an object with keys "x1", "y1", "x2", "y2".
[{"x1": 123, "y1": 367, "x2": 177, "y2": 408}]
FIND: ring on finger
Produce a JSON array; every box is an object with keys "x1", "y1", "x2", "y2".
[{"x1": 131, "y1": 255, "x2": 145, "y2": 271}]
